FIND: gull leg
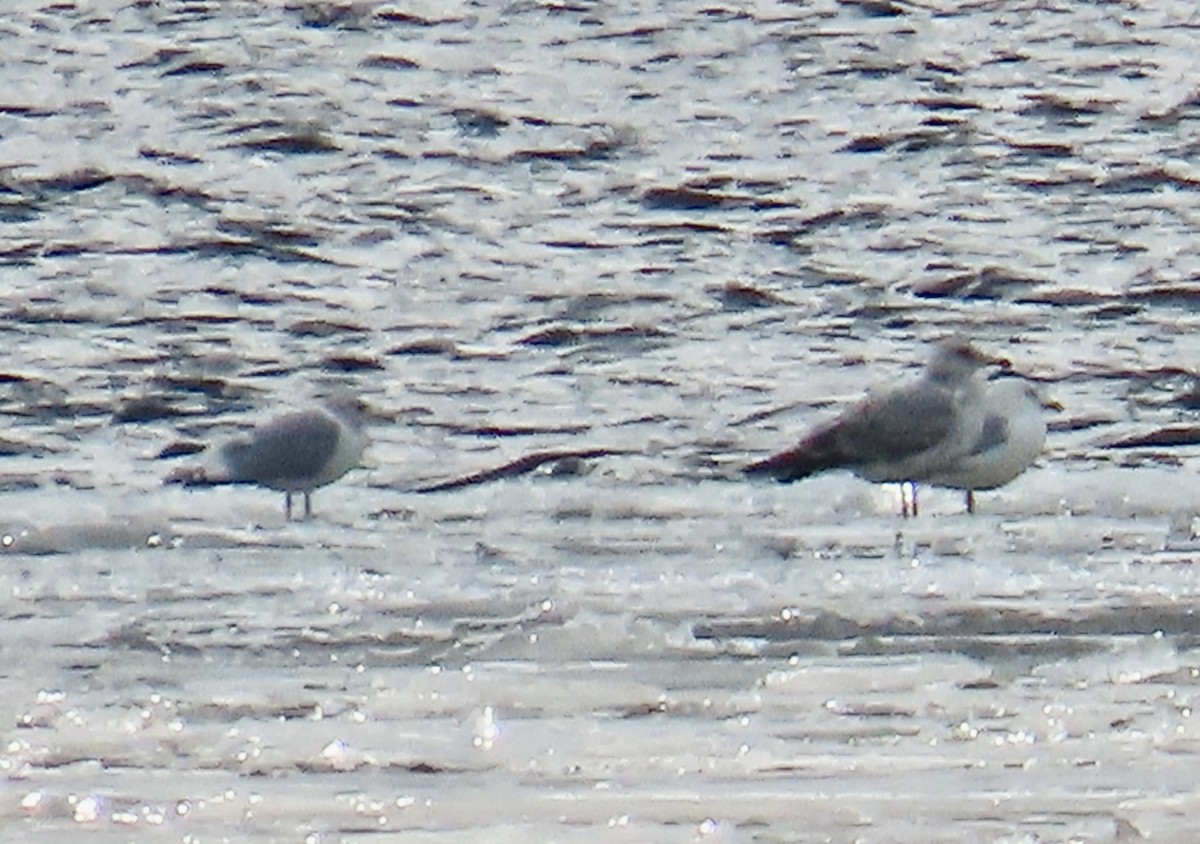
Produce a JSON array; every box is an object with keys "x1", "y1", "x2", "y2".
[
  {"x1": 912, "y1": 482, "x2": 919, "y2": 518},
  {"x1": 285, "y1": 492, "x2": 294, "y2": 521},
  {"x1": 965, "y1": 490, "x2": 976, "y2": 515},
  {"x1": 304, "y1": 492, "x2": 313, "y2": 521}
]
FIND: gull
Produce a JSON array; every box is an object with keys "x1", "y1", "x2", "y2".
[
  {"x1": 924, "y1": 378, "x2": 1056, "y2": 513},
  {"x1": 215, "y1": 398, "x2": 368, "y2": 520},
  {"x1": 745, "y1": 337, "x2": 1007, "y2": 516}
]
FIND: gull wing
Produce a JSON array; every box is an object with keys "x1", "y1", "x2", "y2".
[
  {"x1": 966, "y1": 413, "x2": 1010, "y2": 457},
  {"x1": 746, "y1": 382, "x2": 958, "y2": 482},
  {"x1": 220, "y1": 410, "x2": 341, "y2": 487},
  {"x1": 834, "y1": 385, "x2": 959, "y2": 464}
]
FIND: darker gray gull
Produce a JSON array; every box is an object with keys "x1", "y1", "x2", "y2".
[{"x1": 745, "y1": 338, "x2": 1007, "y2": 516}]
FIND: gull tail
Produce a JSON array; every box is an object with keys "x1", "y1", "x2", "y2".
[{"x1": 745, "y1": 428, "x2": 848, "y2": 482}]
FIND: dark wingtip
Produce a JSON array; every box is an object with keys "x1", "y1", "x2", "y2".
[{"x1": 744, "y1": 448, "x2": 813, "y2": 483}]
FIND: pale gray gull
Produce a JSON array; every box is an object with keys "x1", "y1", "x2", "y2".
[
  {"x1": 745, "y1": 337, "x2": 1007, "y2": 516},
  {"x1": 924, "y1": 378, "x2": 1057, "y2": 513},
  {"x1": 215, "y1": 399, "x2": 368, "y2": 521}
]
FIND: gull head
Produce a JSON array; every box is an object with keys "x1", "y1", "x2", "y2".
[{"x1": 926, "y1": 336, "x2": 1010, "y2": 382}]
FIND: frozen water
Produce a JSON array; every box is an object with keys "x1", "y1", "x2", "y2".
[{"x1": 1, "y1": 1, "x2": 1200, "y2": 842}]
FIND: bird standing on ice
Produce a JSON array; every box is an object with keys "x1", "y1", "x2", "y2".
[
  {"x1": 924, "y1": 378, "x2": 1056, "y2": 513},
  {"x1": 745, "y1": 338, "x2": 1007, "y2": 516},
  {"x1": 174, "y1": 397, "x2": 370, "y2": 521}
]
